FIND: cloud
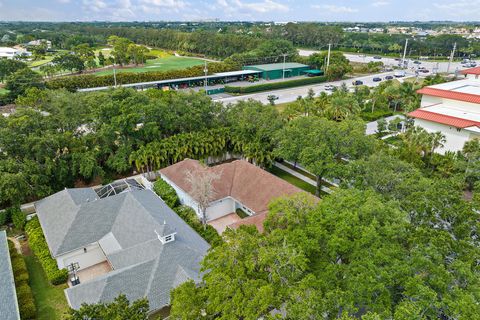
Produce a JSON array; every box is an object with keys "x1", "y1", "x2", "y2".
[
  {"x1": 216, "y1": 0, "x2": 289, "y2": 15},
  {"x1": 433, "y1": 0, "x2": 480, "y2": 16},
  {"x1": 56, "y1": 0, "x2": 71, "y2": 3},
  {"x1": 139, "y1": 0, "x2": 187, "y2": 10},
  {"x1": 372, "y1": 1, "x2": 390, "y2": 7},
  {"x1": 311, "y1": 4, "x2": 358, "y2": 13}
]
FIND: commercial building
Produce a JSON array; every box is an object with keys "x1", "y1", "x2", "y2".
[
  {"x1": 160, "y1": 159, "x2": 308, "y2": 233},
  {"x1": 243, "y1": 62, "x2": 310, "y2": 80},
  {"x1": 34, "y1": 181, "x2": 209, "y2": 314},
  {"x1": 460, "y1": 66, "x2": 480, "y2": 80},
  {"x1": 0, "y1": 231, "x2": 21, "y2": 320},
  {"x1": 408, "y1": 75, "x2": 480, "y2": 153}
]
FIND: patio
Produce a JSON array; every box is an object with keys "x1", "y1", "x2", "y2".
[
  {"x1": 68, "y1": 261, "x2": 112, "y2": 287},
  {"x1": 208, "y1": 213, "x2": 242, "y2": 234}
]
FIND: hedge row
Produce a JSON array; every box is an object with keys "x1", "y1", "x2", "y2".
[
  {"x1": 360, "y1": 109, "x2": 394, "y2": 122},
  {"x1": 224, "y1": 75, "x2": 327, "y2": 94},
  {"x1": 46, "y1": 61, "x2": 238, "y2": 91},
  {"x1": 8, "y1": 241, "x2": 36, "y2": 319},
  {"x1": 153, "y1": 178, "x2": 223, "y2": 247},
  {"x1": 25, "y1": 217, "x2": 68, "y2": 285}
]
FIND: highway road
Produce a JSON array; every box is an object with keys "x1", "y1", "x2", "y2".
[
  {"x1": 214, "y1": 70, "x2": 416, "y2": 105},
  {"x1": 298, "y1": 49, "x2": 478, "y2": 74}
]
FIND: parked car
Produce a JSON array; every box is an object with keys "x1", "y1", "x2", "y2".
[
  {"x1": 394, "y1": 70, "x2": 406, "y2": 77},
  {"x1": 385, "y1": 67, "x2": 394, "y2": 71},
  {"x1": 352, "y1": 80, "x2": 364, "y2": 85},
  {"x1": 373, "y1": 56, "x2": 382, "y2": 59},
  {"x1": 468, "y1": 63, "x2": 477, "y2": 67},
  {"x1": 413, "y1": 60, "x2": 421, "y2": 64},
  {"x1": 324, "y1": 84, "x2": 336, "y2": 91},
  {"x1": 373, "y1": 77, "x2": 382, "y2": 82},
  {"x1": 419, "y1": 69, "x2": 430, "y2": 73},
  {"x1": 385, "y1": 75, "x2": 394, "y2": 80}
]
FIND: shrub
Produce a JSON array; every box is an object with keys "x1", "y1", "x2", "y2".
[
  {"x1": 25, "y1": 217, "x2": 68, "y2": 285},
  {"x1": 174, "y1": 206, "x2": 223, "y2": 247},
  {"x1": 7, "y1": 240, "x2": 36, "y2": 319},
  {"x1": 0, "y1": 209, "x2": 10, "y2": 225},
  {"x1": 225, "y1": 76, "x2": 327, "y2": 94},
  {"x1": 360, "y1": 109, "x2": 394, "y2": 122},
  {"x1": 46, "y1": 61, "x2": 237, "y2": 91},
  {"x1": 153, "y1": 178, "x2": 180, "y2": 208},
  {"x1": 11, "y1": 207, "x2": 26, "y2": 230}
]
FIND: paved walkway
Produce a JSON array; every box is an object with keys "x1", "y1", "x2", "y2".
[
  {"x1": 274, "y1": 162, "x2": 333, "y2": 194},
  {"x1": 208, "y1": 213, "x2": 241, "y2": 234},
  {"x1": 365, "y1": 115, "x2": 405, "y2": 135}
]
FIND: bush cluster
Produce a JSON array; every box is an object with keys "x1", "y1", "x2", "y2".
[
  {"x1": 46, "y1": 61, "x2": 237, "y2": 91},
  {"x1": 152, "y1": 180, "x2": 223, "y2": 247},
  {"x1": 224, "y1": 76, "x2": 327, "y2": 94},
  {"x1": 360, "y1": 109, "x2": 394, "y2": 122},
  {"x1": 8, "y1": 240, "x2": 36, "y2": 319},
  {"x1": 11, "y1": 207, "x2": 26, "y2": 230},
  {"x1": 25, "y1": 217, "x2": 68, "y2": 285}
]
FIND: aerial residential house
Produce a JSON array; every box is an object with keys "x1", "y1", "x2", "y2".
[
  {"x1": 408, "y1": 75, "x2": 480, "y2": 153},
  {"x1": 160, "y1": 159, "x2": 307, "y2": 233},
  {"x1": 26, "y1": 39, "x2": 52, "y2": 49},
  {"x1": 0, "y1": 231, "x2": 21, "y2": 320},
  {"x1": 0, "y1": 47, "x2": 21, "y2": 59},
  {"x1": 34, "y1": 180, "x2": 209, "y2": 314}
]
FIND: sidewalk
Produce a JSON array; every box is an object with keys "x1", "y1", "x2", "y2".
[{"x1": 274, "y1": 162, "x2": 333, "y2": 194}]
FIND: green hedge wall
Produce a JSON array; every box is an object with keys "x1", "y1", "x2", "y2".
[
  {"x1": 25, "y1": 217, "x2": 68, "y2": 285},
  {"x1": 224, "y1": 76, "x2": 327, "y2": 94},
  {"x1": 153, "y1": 178, "x2": 180, "y2": 209},
  {"x1": 46, "y1": 62, "x2": 237, "y2": 91},
  {"x1": 8, "y1": 240, "x2": 37, "y2": 319}
]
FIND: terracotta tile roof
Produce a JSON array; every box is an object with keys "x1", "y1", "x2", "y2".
[
  {"x1": 160, "y1": 159, "x2": 306, "y2": 231},
  {"x1": 408, "y1": 109, "x2": 480, "y2": 128},
  {"x1": 416, "y1": 87, "x2": 480, "y2": 104},
  {"x1": 229, "y1": 212, "x2": 267, "y2": 233},
  {"x1": 460, "y1": 66, "x2": 480, "y2": 75}
]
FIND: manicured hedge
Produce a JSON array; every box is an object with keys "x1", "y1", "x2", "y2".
[
  {"x1": 224, "y1": 76, "x2": 327, "y2": 94},
  {"x1": 8, "y1": 240, "x2": 36, "y2": 320},
  {"x1": 360, "y1": 109, "x2": 394, "y2": 122},
  {"x1": 152, "y1": 180, "x2": 223, "y2": 247},
  {"x1": 46, "y1": 62, "x2": 237, "y2": 91},
  {"x1": 25, "y1": 217, "x2": 68, "y2": 285},
  {"x1": 174, "y1": 206, "x2": 223, "y2": 247},
  {"x1": 154, "y1": 178, "x2": 180, "y2": 209}
]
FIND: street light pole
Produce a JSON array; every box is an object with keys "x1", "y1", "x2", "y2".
[
  {"x1": 402, "y1": 38, "x2": 408, "y2": 69},
  {"x1": 326, "y1": 43, "x2": 332, "y2": 73},
  {"x1": 113, "y1": 64, "x2": 117, "y2": 87},
  {"x1": 282, "y1": 54, "x2": 287, "y2": 80},
  {"x1": 447, "y1": 42, "x2": 457, "y2": 74}
]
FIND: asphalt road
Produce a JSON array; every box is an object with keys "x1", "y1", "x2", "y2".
[
  {"x1": 215, "y1": 70, "x2": 416, "y2": 105},
  {"x1": 298, "y1": 49, "x2": 478, "y2": 74}
]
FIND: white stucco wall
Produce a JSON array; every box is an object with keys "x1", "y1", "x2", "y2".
[
  {"x1": 414, "y1": 119, "x2": 478, "y2": 153},
  {"x1": 206, "y1": 198, "x2": 236, "y2": 221},
  {"x1": 56, "y1": 243, "x2": 106, "y2": 270}
]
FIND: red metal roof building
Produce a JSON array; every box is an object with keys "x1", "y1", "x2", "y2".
[{"x1": 408, "y1": 78, "x2": 480, "y2": 153}]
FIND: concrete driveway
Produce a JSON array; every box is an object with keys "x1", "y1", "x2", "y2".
[{"x1": 208, "y1": 213, "x2": 241, "y2": 234}]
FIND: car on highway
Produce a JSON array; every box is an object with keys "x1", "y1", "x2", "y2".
[
  {"x1": 352, "y1": 80, "x2": 364, "y2": 85},
  {"x1": 373, "y1": 56, "x2": 382, "y2": 59},
  {"x1": 413, "y1": 60, "x2": 421, "y2": 64},
  {"x1": 385, "y1": 75, "x2": 394, "y2": 80},
  {"x1": 385, "y1": 67, "x2": 394, "y2": 71},
  {"x1": 468, "y1": 63, "x2": 477, "y2": 67},
  {"x1": 394, "y1": 70, "x2": 406, "y2": 77},
  {"x1": 419, "y1": 69, "x2": 430, "y2": 73},
  {"x1": 373, "y1": 77, "x2": 382, "y2": 82},
  {"x1": 324, "y1": 84, "x2": 336, "y2": 91}
]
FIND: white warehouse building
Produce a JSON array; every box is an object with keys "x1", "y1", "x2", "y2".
[{"x1": 409, "y1": 68, "x2": 480, "y2": 154}]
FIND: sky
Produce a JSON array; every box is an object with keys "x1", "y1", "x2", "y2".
[{"x1": 0, "y1": 0, "x2": 479, "y2": 22}]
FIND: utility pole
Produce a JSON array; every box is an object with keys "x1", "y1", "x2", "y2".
[
  {"x1": 402, "y1": 38, "x2": 408, "y2": 69},
  {"x1": 326, "y1": 43, "x2": 332, "y2": 73},
  {"x1": 282, "y1": 53, "x2": 287, "y2": 80},
  {"x1": 447, "y1": 42, "x2": 457, "y2": 74},
  {"x1": 204, "y1": 61, "x2": 208, "y2": 95}
]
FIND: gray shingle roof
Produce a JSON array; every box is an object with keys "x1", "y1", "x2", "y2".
[
  {"x1": 0, "y1": 231, "x2": 20, "y2": 320},
  {"x1": 36, "y1": 189, "x2": 209, "y2": 312}
]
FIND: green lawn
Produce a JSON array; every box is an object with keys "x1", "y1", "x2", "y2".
[
  {"x1": 0, "y1": 87, "x2": 9, "y2": 96},
  {"x1": 268, "y1": 166, "x2": 317, "y2": 195},
  {"x1": 24, "y1": 254, "x2": 70, "y2": 320},
  {"x1": 28, "y1": 56, "x2": 54, "y2": 68},
  {"x1": 94, "y1": 55, "x2": 205, "y2": 76}
]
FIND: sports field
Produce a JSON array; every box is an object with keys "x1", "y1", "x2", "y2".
[{"x1": 94, "y1": 55, "x2": 205, "y2": 76}]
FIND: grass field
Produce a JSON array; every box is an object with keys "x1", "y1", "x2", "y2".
[
  {"x1": 0, "y1": 87, "x2": 9, "y2": 95},
  {"x1": 25, "y1": 254, "x2": 70, "y2": 320},
  {"x1": 268, "y1": 166, "x2": 317, "y2": 195},
  {"x1": 94, "y1": 55, "x2": 205, "y2": 76},
  {"x1": 28, "y1": 56, "x2": 54, "y2": 68}
]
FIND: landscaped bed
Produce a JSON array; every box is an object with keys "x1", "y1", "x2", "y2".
[
  {"x1": 24, "y1": 253, "x2": 70, "y2": 320},
  {"x1": 268, "y1": 166, "x2": 322, "y2": 195}
]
